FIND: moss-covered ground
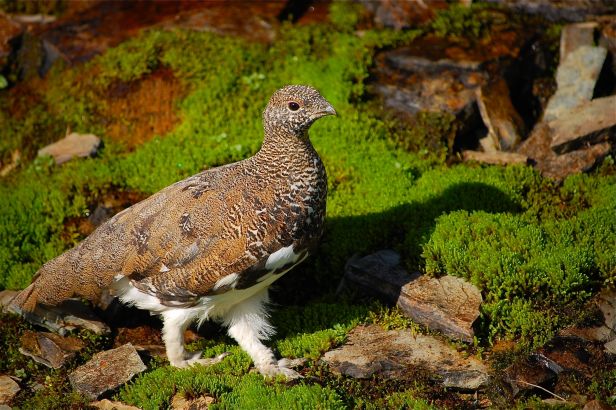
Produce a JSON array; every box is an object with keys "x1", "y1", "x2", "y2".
[{"x1": 0, "y1": 2, "x2": 614, "y2": 408}]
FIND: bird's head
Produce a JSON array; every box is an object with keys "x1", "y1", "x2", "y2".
[{"x1": 263, "y1": 85, "x2": 336, "y2": 136}]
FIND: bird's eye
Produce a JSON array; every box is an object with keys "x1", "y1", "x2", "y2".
[{"x1": 288, "y1": 101, "x2": 300, "y2": 111}]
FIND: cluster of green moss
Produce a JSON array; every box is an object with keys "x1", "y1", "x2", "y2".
[{"x1": 1, "y1": 1, "x2": 615, "y2": 407}]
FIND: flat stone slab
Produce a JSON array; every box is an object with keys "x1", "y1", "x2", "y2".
[
  {"x1": 343, "y1": 250, "x2": 482, "y2": 342},
  {"x1": 549, "y1": 96, "x2": 616, "y2": 154},
  {"x1": 321, "y1": 325, "x2": 490, "y2": 390},
  {"x1": 463, "y1": 150, "x2": 529, "y2": 165},
  {"x1": 38, "y1": 132, "x2": 101, "y2": 165},
  {"x1": 19, "y1": 330, "x2": 85, "y2": 369},
  {"x1": 69, "y1": 343, "x2": 146, "y2": 400},
  {"x1": 518, "y1": 122, "x2": 611, "y2": 180},
  {"x1": 476, "y1": 78, "x2": 525, "y2": 151},
  {"x1": 6, "y1": 294, "x2": 110, "y2": 336},
  {"x1": 543, "y1": 45, "x2": 607, "y2": 122},
  {"x1": 0, "y1": 375, "x2": 20, "y2": 405}
]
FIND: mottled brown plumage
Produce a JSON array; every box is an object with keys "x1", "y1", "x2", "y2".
[{"x1": 13, "y1": 85, "x2": 336, "y2": 377}]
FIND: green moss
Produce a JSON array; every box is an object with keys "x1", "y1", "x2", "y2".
[{"x1": 429, "y1": 3, "x2": 499, "y2": 39}]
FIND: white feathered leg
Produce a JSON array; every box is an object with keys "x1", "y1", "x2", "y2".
[
  {"x1": 162, "y1": 308, "x2": 228, "y2": 368},
  {"x1": 223, "y1": 288, "x2": 301, "y2": 379}
]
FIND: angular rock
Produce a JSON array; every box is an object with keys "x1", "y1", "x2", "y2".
[
  {"x1": 343, "y1": 250, "x2": 482, "y2": 342},
  {"x1": 463, "y1": 150, "x2": 529, "y2": 165},
  {"x1": 90, "y1": 399, "x2": 142, "y2": 410},
  {"x1": 543, "y1": 45, "x2": 607, "y2": 122},
  {"x1": 19, "y1": 330, "x2": 85, "y2": 369},
  {"x1": 171, "y1": 393, "x2": 215, "y2": 410},
  {"x1": 321, "y1": 324, "x2": 490, "y2": 390},
  {"x1": 38, "y1": 132, "x2": 101, "y2": 165},
  {"x1": 549, "y1": 96, "x2": 616, "y2": 154},
  {"x1": 69, "y1": 343, "x2": 146, "y2": 400},
  {"x1": 7, "y1": 296, "x2": 110, "y2": 336},
  {"x1": 560, "y1": 22, "x2": 598, "y2": 62},
  {"x1": 518, "y1": 122, "x2": 612, "y2": 180},
  {"x1": 476, "y1": 78, "x2": 525, "y2": 151},
  {"x1": 0, "y1": 375, "x2": 20, "y2": 405}
]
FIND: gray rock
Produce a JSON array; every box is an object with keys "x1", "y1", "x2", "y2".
[
  {"x1": 7, "y1": 297, "x2": 110, "y2": 336},
  {"x1": 38, "y1": 132, "x2": 101, "y2": 165},
  {"x1": 549, "y1": 96, "x2": 616, "y2": 154},
  {"x1": 321, "y1": 324, "x2": 490, "y2": 390},
  {"x1": 19, "y1": 330, "x2": 85, "y2": 369},
  {"x1": 69, "y1": 343, "x2": 146, "y2": 400},
  {"x1": 544, "y1": 46, "x2": 607, "y2": 122},
  {"x1": 343, "y1": 250, "x2": 482, "y2": 342},
  {"x1": 0, "y1": 375, "x2": 20, "y2": 405},
  {"x1": 476, "y1": 78, "x2": 525, "y2": 151}
]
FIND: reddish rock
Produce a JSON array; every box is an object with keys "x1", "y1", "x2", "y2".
[{"x1": 19, "y1": 330, "x2": 85, "y2": 369}]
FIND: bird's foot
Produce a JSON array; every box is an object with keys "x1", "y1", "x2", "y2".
[
  {"x1": 257, "y1": 358, "x2": 306, "y2": 380},
  {"x1": 171, "y1": 351, "x2": 231, "y2": 368}
]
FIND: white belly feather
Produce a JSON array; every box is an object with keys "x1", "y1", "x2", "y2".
[{"x1": 111, "y1": 245, "x2": 306, "y2": 324}]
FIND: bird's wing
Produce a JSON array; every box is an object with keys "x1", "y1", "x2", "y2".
[{"x1": 102, "y1": 166, "x2": 301, "y2": 307}]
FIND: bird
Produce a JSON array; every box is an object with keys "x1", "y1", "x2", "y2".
[{"x1": 11, "y1": 85, "x2": 336, "y2": 378}]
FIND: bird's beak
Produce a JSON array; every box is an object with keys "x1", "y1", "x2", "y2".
[{"x1": 313, "y1": 103, "x2": 337, "y2": 119}]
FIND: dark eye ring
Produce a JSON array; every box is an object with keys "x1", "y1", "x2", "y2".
[{"x1": 288, "y1": 101, "x2": 300, "y2": 111}]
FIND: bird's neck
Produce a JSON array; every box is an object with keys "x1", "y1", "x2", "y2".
[{"x1": 255, "y1": 129, "x2": 318, "y2": 169}]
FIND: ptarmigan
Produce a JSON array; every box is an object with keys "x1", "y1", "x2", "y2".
[{"x1": 12, "y1": 85, "x2": 336, "y2": 378}]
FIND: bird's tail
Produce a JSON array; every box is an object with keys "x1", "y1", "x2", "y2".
[{"x1": 9, "y1": 282, "x2": 39, "y2": 313}]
